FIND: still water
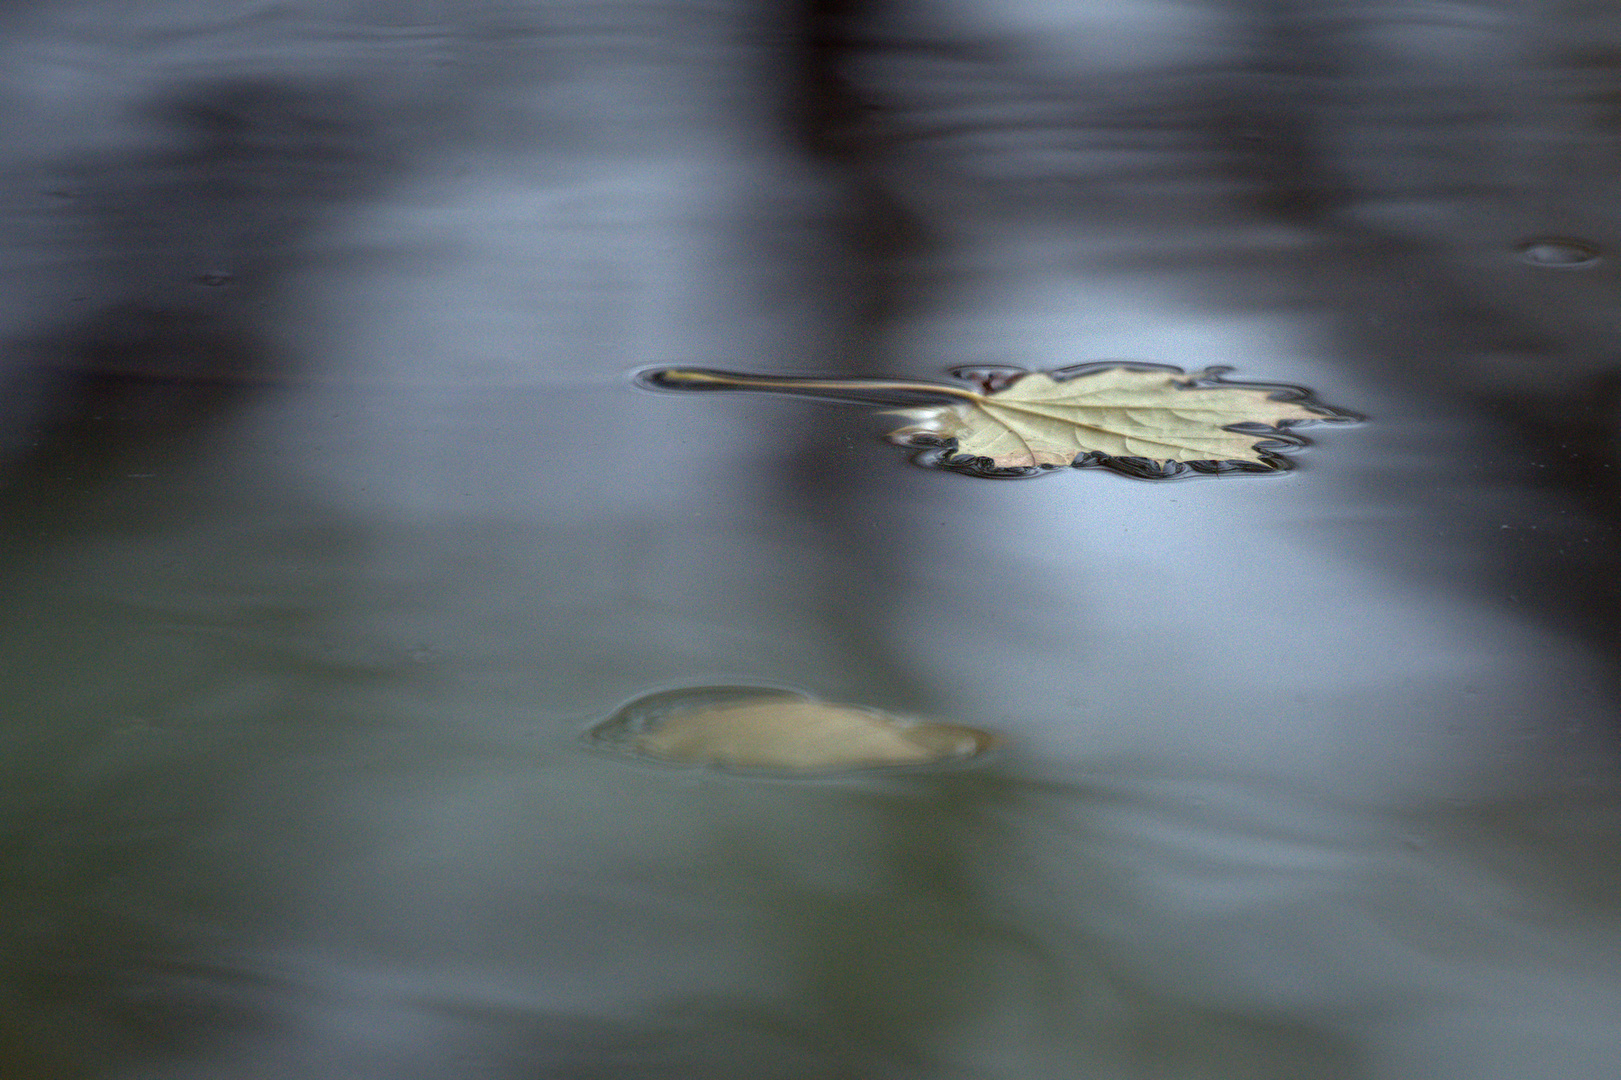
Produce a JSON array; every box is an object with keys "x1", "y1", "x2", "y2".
[{"x1": 2, "y1": 1, "x2": 1619, "y2": 1076}]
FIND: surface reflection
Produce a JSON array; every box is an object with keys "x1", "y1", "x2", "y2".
[{"x1": 2, "y1": 0, "x2": 1619, "y2": 1077}]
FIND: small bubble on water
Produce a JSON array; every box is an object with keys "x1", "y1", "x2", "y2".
[{"x1": 1516, "y1": 238, "x2": 1601, "y2": 269}]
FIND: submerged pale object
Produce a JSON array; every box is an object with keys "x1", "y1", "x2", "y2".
[{"x1": 588, "y1": 687, "x2": 994, "y2": 773}]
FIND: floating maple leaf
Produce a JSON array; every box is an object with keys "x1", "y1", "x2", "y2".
[{"x1": 640, "y1": 363, "x2": 1352, "y2": 479}]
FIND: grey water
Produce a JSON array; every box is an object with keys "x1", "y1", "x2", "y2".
[{"x1": 2, "y1": 1, "x2": 1620, "y2": 1077}]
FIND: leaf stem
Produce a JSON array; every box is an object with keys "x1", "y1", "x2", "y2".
[{"x1": 642, "y1": 367, "x2": 986, "y2": 405}]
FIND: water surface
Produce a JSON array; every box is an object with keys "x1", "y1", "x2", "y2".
[{"x1": 2, "y1": 2, "x2": 1619, "y2": 1077}]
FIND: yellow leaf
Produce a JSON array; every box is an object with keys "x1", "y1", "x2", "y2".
[{"x1": 886, "y1": 367, "x2": 1327, "y2": 474}]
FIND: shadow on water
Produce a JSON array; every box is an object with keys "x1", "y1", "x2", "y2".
[{"x1": 0, "y1": 74, "x2": 400, "y2": 527}]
